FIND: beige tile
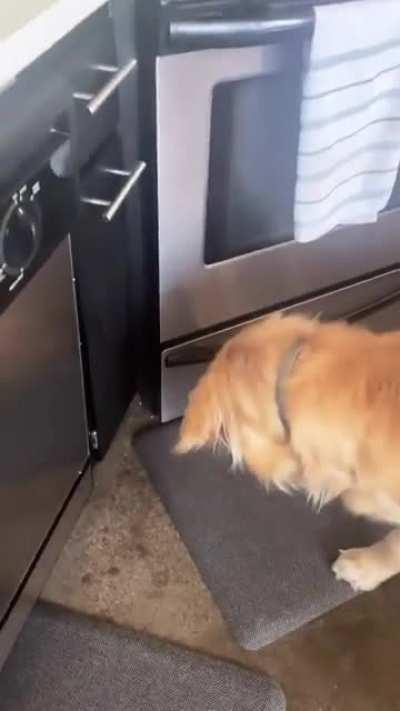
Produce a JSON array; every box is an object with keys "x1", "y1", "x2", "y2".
[{"x1": 0, "y1": 1, "x2": 58, "y2": 40}]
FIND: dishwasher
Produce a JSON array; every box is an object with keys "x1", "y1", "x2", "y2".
[{"x1": 0, "y1": 120, "x2": 90, "y2": 665}]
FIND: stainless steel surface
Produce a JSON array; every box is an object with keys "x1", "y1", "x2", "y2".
[
  {"x1": 99, "y1": 167, "x2": 131, "y2": 177},
  {"x1": 84, "y1": 58, "x2": 137, "y2": 115},
  {"x1": 73, "y1": 91, "x2": 94, "y2": 102},
  {"x1": 90, "y1": 63, "x2": 119, "y2": 73},
  {"x1": 161, "y1": 269, "x2": 400, "y2": 421},
  {"x1": 0, "y1": 464, "x2": 92, "y2": 670},
  {"x1": 0, "y1": 237, "x2": 89, "y2": 626},
  {"x1": 80, "y1": 196, "x2": 111, "y2": 208},
  {"x1": 156, "y1": 48, "x2": 400, "y2": 343}
]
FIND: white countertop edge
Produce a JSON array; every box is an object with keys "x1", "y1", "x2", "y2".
[{"x1": 0, "y1": 0, "x2": 108, "y2": 92}]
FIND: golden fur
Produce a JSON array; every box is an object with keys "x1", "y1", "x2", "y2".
[{"x1": 176, "y1": 313, "x2": 400, "y2": 591}]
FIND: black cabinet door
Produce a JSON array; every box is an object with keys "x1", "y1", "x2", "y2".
[
  {"x1": 72, "y1": 136, "x2": 138, "y2": 457},
  {"x1": 71, "y1": 1, "x2": 145, "y2": 457}
]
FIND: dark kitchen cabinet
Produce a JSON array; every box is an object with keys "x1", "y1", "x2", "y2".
[
  {"x1": 73, "y1": 135, "x2": 142, "y2": 457},
  {"x1": 71, "y1": 0, "x2": 145, "y2": 457}
]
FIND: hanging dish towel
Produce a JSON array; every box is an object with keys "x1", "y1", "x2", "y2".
[{"x1": 294, "y1": 0, "x2": 400, "y2": 243}]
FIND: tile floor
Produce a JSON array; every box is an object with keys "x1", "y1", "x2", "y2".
[{"x1": 43, "y1": 403, "x2": 400, "y2": 711}]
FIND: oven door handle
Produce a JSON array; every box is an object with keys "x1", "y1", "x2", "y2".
[{"x1": 169, "y1": 10, "x2": 315, "y2": 50}]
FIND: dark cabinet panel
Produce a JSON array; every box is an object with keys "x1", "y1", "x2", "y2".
[
  {"x1": 71, "y1": 0, "x2": 145, "y2": 456},
  {"x1": 73, "y1": 134, "x2": 142, "y2": 456}
]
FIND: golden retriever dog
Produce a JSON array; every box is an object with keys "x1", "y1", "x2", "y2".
[{"x1": 176, "y1": 312, "x2": 400, "y2": 593}]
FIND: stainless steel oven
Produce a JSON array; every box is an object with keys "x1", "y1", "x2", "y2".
[{"x1": 141, "y1": 0, "x2": 400, "y2": 421}]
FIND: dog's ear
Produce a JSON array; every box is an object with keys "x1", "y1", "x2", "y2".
[{"x1": 175, "y1": 373, "x2": 221, "y2": 454}]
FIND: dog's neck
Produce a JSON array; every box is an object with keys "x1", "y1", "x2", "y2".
[{"x1": 275, "y1": 338, "x2": 305, "y2": 440}]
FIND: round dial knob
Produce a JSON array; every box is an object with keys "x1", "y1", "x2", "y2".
[{"x1": 0, "y1": 196, "x2": 42, "y2": 279}]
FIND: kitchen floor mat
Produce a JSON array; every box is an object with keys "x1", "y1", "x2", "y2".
[
  {"x1": 135, "y1": 421, "x2": 388, "y2": 650},
  {"x1": 0, "y1": 602, "x2": 285, "y2": 711}
]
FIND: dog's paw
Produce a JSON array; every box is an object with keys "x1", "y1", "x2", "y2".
[{"x1": 332, "y1": 547, "x2": 386, "y2": 592}]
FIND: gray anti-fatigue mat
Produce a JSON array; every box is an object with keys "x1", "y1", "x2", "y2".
[
  {"x1": 0, "y1": 602, "x2": 285, "y2": 711},
  {"x1": 135, "y1": 421, "x2": 388, "y2": 650}
]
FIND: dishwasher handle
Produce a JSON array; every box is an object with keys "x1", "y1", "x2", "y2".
[{"x1": 168, "y1": 9, "x2": 315, "y2": 51}]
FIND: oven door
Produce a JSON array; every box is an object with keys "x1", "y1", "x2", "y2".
[
  {"x1": 156, "y1": 15, "x2": 400, "y2": 344},
  {"x1": 162, "y1": 268, "x2": 400, "y2": 421}
]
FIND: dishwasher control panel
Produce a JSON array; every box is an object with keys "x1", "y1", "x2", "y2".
[{"x1": 0, "y1": 132, "x2": 77, "y2": 310}]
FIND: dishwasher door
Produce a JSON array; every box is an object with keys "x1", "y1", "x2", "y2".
[{"x1": 0, "y1": 238, "x2": 89, "y2": 624}]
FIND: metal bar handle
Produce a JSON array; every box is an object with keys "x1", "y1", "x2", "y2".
[
  {"x1": 103, "y1": 161, "x2": 146, "y2": 222},
  {"x1": 169, "y1": 11, "x2": 314, "y2": 49},
  {"x1": 81, "y1": 161, "x2": 146, "y2": 222},
  {"x1": 77, "y1": 58, "x2": 137, "y2": 115}
]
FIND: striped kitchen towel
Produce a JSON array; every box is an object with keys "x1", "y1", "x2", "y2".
[{"x1": 294, "y1": 0, "x2": 400, "y2": 243}]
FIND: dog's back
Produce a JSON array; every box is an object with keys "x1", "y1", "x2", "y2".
[{"x1": 177, "y1": 313, "x2": 400, "y2": 504}]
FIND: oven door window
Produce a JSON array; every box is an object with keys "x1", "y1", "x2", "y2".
[
  {"x1": 205, "y1": 42, "x2": 400, "y2": 265},
  {"x1": 205, "y1": 41, "x2": 303, "y2": 265}
]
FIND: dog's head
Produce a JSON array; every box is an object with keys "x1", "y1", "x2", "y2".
[{"x1": 175, "y1": 313, "x2": 315, "y2": 485}]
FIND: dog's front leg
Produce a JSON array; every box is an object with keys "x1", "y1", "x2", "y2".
[
  {"x1": 332, "y1": 530, "x2": 400, "y2": 592},
  {"x1": 332, "y1": 489, "x2": 400, "y2": 592}
]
